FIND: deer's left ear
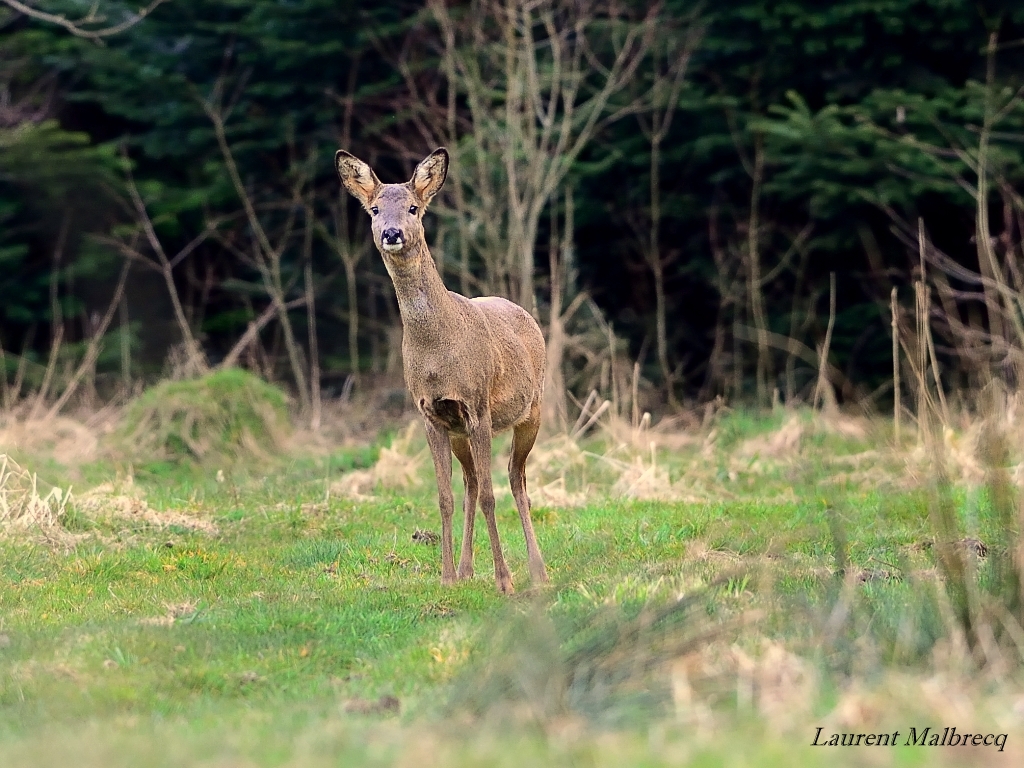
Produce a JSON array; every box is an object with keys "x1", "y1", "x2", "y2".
[{"x1": 409, "y1": 148, "x2": 449, "y2": 204}]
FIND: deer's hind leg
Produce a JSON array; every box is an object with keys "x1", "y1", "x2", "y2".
[
  {"x1": 451, "y1": 435, "x2": 477, "y2": 580},
  {"x1": 509, "y1": 402, "x2": 549, "y2": 584},
  {"x1": 424, "y1": 419, "x2": 457, "y2": 586}
]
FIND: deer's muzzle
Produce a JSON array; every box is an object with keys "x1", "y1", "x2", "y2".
[{"x1": 381, "y1": 228, "x2": 404, "y2": 252}]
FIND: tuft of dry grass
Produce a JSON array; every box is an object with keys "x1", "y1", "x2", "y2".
[
  {"x1": 0, "y1": 453, "x2": 74, "y2": 545},
  {"x1": 732, "y1": 414, "x2": 804, "y2": 461},
  {"x1": 529, "y1": 477, "x2": 587, "y2": 509},
  {"x1": 527, "y1": 433, "x2": 590, "y2": 507},
  {"x1": 669, "y1": 639, "x2": 817, "y2": 731},
  {"x1": 0, "y1": 453, "x2": 71, "y2": 527},
  {"x1": 330, "y1": 421, "x2": 426, "y2": 500},
  {"x1": 607, "y1": 451, "x2": 677, "y2": 501}
]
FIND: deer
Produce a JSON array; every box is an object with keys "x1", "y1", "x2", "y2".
[{"x1": 335, "y1": 147, "x2": 549, "y2": 595}]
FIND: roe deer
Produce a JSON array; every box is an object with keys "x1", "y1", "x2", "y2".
[{"x1": 335, "y1": 147, "x2": 548, "y2": 594}]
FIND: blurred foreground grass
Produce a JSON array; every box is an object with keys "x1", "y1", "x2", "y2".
[{"x1": 2, "y1": 405, "x2": 1023, "y2": 766}]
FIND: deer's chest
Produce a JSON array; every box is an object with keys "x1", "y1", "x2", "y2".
[{"x1": 402, "y1": 344, "x2": 485, "y2": 398}]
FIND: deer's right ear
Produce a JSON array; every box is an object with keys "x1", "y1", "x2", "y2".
[{"x1": 335, "y1": 150, "x2": 381, "y2": 209}]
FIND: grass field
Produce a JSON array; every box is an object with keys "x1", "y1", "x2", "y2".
[{"x1": 2, "y1": 405, "x2": 1023, "y2": 766}]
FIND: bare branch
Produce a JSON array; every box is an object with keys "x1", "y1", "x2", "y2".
[
  {"x1": 46, "y1": 259, "x2": 131, "y2": 418},
  {"x1": 1, "y1": 0, "x2": 168, "y2": 42},
  {"x1": 219, "y1": 297, "x2": 307, "y2": 370},
  {"x1": 122, "y1": 151, "x2": 210, "y2": 374}
]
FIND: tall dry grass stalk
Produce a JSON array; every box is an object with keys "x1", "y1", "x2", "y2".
[
  {"x1": 915, "y1": 401, "x2": 1024, "y2": 672},
  {"x1": 303, "y1": 212, "x2": 322, "y2": 431},
  {"x1": 886, "y1": 223, "x2": 954, "y2": 448},
  {"x1": 0, "y1": 343, "x2": 9, "y2": 412},
  {"x1": 446, "y1": 579, "x2": 749, "y2": 727},
  {"x1": 46, "y1": 260, "x2": 132, "y2": 419}
]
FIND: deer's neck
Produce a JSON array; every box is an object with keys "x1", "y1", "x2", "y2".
[{"x1": 385, "y1": 244, "x2": 459, "y2": 343}]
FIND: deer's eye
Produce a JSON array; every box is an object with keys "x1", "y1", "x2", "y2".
[
  {"x1": 370, "y1": 206, "x2": 379, "y2": 215},
  {"x1": 409, "y1": 205, "x2": 418, "y2": 215}
]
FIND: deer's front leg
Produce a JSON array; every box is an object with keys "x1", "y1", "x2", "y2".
[
  {"x1": 469, "y1": 416, "x2": 513, "y2": 594},
  {"x1": 424, "y1": 419, "x2": 457, "y2": 585}
]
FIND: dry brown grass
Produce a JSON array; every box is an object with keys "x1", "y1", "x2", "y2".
[
  {"x1": 0, "y1": 412, "x2": 116, "y2": 466},
  {"x1": 0, "y1": 451, "x2": 217, "y2": 546},
  {"x1": 324, "y1": 405, "x2": 1016, "y2": 510},
  {"x1": 0, "y1": 453, "x2": 72, "y2": 537},
  {"x1": 4, "y1": 389, "x2": 1020, "y2": 524}
]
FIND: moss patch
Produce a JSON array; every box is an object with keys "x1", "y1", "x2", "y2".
[{"x1": 117, "y1": 369, "x2": 290, "y2": 465}]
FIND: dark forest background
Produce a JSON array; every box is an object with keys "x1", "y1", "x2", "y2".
[{"x1": 3, "y1": 0, "x2": 1024, "y2": 426}]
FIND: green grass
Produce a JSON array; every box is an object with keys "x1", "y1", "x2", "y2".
[{"x1": 2, "y1": 411, "x2": 1021, "y2": 766}]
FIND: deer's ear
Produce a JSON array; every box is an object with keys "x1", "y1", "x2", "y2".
[
  {"x1": 335, "y1": 150, "x2": 381, "y2": 209},
  {"x1": 410, "y1": 148, "x2": 449, "y2": 204}
]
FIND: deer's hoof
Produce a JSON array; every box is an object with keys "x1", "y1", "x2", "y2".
[
  {"x1": 456, "y1": 565, "x2": 474, "y2": 580},
  {"x1": 441, "y1": 573, "x2": 457, "y2": 587},
  {"x1": 496, "y1": 575, "x2": 515, "y2": 595}
]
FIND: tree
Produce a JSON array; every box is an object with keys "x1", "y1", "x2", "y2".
[{"x1": 427, "y1": 0, "x2": 660, "y2": 309}]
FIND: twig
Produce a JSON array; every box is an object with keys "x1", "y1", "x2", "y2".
[
  {"x1": 891, "y1": 287, "x2": 901, "y2": 444},
  {"x1": 303, "y1": 202, "x2": 321, "y2": 431},
  {"x1": 10, "y1": 324, "x2": 35, "y2": 406},
  {"x1": 631, "y1": 360, "x2": 640, "y2": 429},
  {"x1": 813, "y1": 272, "x2": 837, "y2": 411},
  {"x1": 571, "y1": 389, "x2": 599, "y2": 436},
  {"x1": 119, "y1": 292, "x2": 130, "y2": 389},
  {"x1": 912, "y1": 281, "x2": 933, "y2": 442},
  {"x1": 28, "y1": 325, "x2": 62, "y2": 420},
  {"x1": 1, "y1": 0, "x2": 168, "y2": 42},
  {"x1": 916, "y1": 222, "x2": 950, "y2": 426},
  {"x1": 122, "y1": 154, "x2": 209, "y2": 375},
  {"x1": 219, "y1": 297, "x2": 307, "y2": 370},
  {"x1": 201, "y1": 89, "x2": 311, "y2": 409},
  {"x1": 47, "y1": 260, "x2": 131, "y2": 418},
  {"x1": 0, "y1": 342, "x2": 9, "y2": 412},
  {"x1": 571, "y1": 400, "x2": 611, "y2": 440}
]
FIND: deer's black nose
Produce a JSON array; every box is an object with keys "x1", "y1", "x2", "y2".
[{"x1": 382, "y1": 228, "x2": 403, "y2": 245}]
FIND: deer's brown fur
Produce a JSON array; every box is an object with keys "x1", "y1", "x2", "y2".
[{"x1": 336, "y1": 147, "x2": 548, "y2": 594}]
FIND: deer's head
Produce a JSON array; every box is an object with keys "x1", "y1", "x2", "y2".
[{"x1": 335, "y1": 148, "x2": 448, "y2": 268}]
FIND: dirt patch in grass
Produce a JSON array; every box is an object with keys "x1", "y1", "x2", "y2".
[
  {"x1": 137, "y1": 601, "x2": 200, "y2": 627},
  {"x1": 75, "y1": 478, "x2": 218, "y2": 535}
]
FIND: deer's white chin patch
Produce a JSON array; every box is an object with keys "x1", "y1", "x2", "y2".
[{"x1": 382, "y1": 242, "x2": 404, "y2": 253}]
